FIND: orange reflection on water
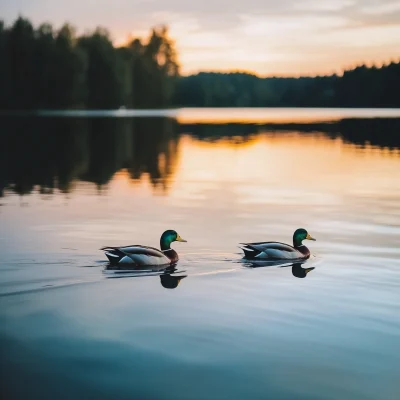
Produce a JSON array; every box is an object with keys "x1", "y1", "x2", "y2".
[
  {"x1": 2, "y1": 127, "x2": 399, "y2": 256},
  {"x1": 80, "y1": 130, "x2": 400, "y2": 253},
  {"x1": 168, "y1": 132, "x2": 400, "y2": 208},
  {"x1": 176, "y1": 108, "x2": 400, "y2": 124}
]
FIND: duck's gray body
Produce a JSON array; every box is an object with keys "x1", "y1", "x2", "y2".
[
  {"x1": 240, "y1": 241, "x2": 310, "y2": 261},
  {"x1": 101, "y1": 245, "x2": 177, "y2": 266}
]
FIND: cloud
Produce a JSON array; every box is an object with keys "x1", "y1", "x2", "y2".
[{"x1": 3, "y1": 0, "x2": 400, "y2": 27}]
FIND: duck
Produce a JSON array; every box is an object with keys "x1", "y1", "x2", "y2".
[
  {"x1": 240, "y1": 228, "x2": 316, "y2": 261},
  {"x1": 101, "y1": 230, "x2": 187, "y2": 266}
]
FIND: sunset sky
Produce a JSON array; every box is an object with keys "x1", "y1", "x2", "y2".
[{"x1": 2, "y1": 0, "x2": 400, "y2": 76}]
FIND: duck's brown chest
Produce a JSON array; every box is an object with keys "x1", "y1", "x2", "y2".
[
  {"x1": 296, "y1": 245, "x2": 310, "y2": 258},
  {"x1": 163, "y1": 249, "x2": 179, "y2": 263}
]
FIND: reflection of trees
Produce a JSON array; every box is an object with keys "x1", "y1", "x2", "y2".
[
  {"x1": 1, "y1": 116, "x2": 398, "y2": 198},
  {"x1": 180, "y1": 118, "x2": 400, "y2": 150},
  {"x1": 335, "y1": 118, "x2": 400, "y2": 149},
  {"x1": 0, "y1": 116, "x2": 180, "y2": 196},
  {"x1": 181, "y1": 123, "x2": 256, "y2": 143},
  {"x1": 127, "y1": 118, "x2": 179, "y2": 192},
  {"x1": 0, "y1": 117, "x2": 89, "y2": 195}
]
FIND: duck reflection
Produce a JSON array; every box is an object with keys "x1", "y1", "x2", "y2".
[
  {"x1": 104, "y1": 264, "x2": 187, "y2": 289},
  {"x1": 242, "y1": 260, "x2": 316, "y2": 279},
  {"x1": 160, "y1": 273, "x2": 187, "y2": 289},
  {"x1": 291, "y1": 263, "x2": 315, "y2": 278}
]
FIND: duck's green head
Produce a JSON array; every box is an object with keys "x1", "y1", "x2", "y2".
[
  {"x1": 293, "y1": 228, "x2": 316, "y2": 247},
  {"x1": 160, "y1": 230, "x2": 187, "y2": 250}
]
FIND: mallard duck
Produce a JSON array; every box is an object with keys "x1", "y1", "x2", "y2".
[
  {"x1": 240, "y1": 228, "x2": 316, "y2": 261},
  {"x1": 101, "y1": 230, "x2": 187, "y2": 266}
]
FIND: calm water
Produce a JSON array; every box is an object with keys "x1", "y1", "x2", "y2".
[{"x1": 1, "y1": 109, "x2": 400, "y2": 400}]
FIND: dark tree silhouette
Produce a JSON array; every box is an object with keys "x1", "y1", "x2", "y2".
[
  {"x1": 0, "y1": 16, "x2": 398, "y2": 110},
  {"x1": 174, "y1": 64, "x2": 399, "y2": 108},
  {"x1": 0, "y1": 17, "x2": 179, "y2": 110},
  {"x1": 78, "y1": 28, "x2": 125, "y2": 109}
]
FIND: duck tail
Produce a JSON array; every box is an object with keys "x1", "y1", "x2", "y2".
[
  {"x1": 101, "y1": 247, "x2": 125, "y2": 265},
  {"x1": 239, "y1": 245, "x2": 259, "y2": 259}
]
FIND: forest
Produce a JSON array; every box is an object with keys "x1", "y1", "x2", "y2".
[
  {"x1": 0, "y1": 16, "x2": 399, "y2": 110},
  {"x1": 174, "y1": 64, "x2": 400, "y2": 107},
  {"x1": 0, "y1": 17, "x2": 179, "y2": 110}
]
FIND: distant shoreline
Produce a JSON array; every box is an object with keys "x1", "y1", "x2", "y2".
[{"x1": 1, "y1": 107, "x2": 400, "y2": 123}]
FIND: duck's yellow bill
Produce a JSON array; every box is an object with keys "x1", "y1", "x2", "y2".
[
  {"x1": 176, "y1": 234, "x2": 187, "y2": 242},
  {"x1": 306, "y1": 233, "x2": 316, "y2": 241}
]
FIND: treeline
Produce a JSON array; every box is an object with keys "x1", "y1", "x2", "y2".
[
  {"x1": 183, "y1": 119, "x2": 400, "y2": 149},
  {"x1": 0, "y1": 17, "x2": 179, "y2": 110},
  {"x1": 174, "y1": 62, "x2": 400, "y2": 108},
  {"x1": 1, "y1": 17, "x2": 399, "y2": 110}
]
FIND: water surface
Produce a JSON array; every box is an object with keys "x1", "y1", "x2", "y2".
[{"x1": 1, "y1": 108, "x2": 400, "y2": 400}]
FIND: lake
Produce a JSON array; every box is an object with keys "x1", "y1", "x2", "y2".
[{"x1": 1, "y1": 108, "x2": 400, "y2": 400}]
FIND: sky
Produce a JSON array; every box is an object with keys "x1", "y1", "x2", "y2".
[{"x1": 2, "y1": 0, "x2": 400, "y2": 76}]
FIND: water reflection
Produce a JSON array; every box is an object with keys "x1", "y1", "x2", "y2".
[
  {"x1": 291, "y1": 263, "x2": 315, "y2": 278},
  {"x1": 242, "y1": 259, "x2": 316, "y2": 279},
  {"x1": 0, "y1": 116, "x2": 180, "y2": 196},
  {"x1": 103, "y1": 264, "x2": 187, "y2": 289},
  {"x1": 0, "y1": 116, "x2": 399, "y2": 197},
  {"x1": 160, "y1": 273, "x2": 187, "y2": 289},
  {"x1": 1, "y1": 111, "x2": 399, "y2": 400},
  {"x1": 104, "y1": 258, "x2": 314, "y2": 288},
  {"x1": 182, "y1": 118, "x2": 400, "y2": 150}
]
